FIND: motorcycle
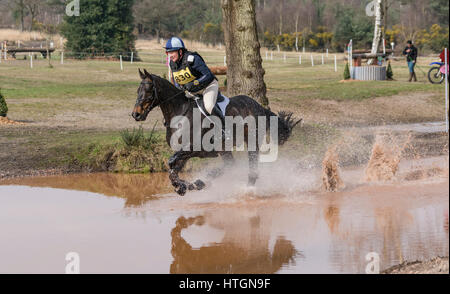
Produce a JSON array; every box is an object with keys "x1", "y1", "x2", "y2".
[{"x1": 428, "y1": 61, "x2": 449, "y2": 84}]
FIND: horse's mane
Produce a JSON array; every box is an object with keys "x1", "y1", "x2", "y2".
[{"x1": 150, "y1": 74, "x2": 182, "y2": 93}]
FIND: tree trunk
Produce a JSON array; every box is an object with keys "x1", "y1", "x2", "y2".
[
  {"x1": 20, "y1": 2, "x2": 25, "y2": 32},
  {"x1": 370, "y1": 0, "x2": 383, "y2": 55},
  {"x1": 295, "y1": 13, "x2": 299, "y2": 52},
  {"x1": 221, "y1": 0, "x2": 269, "y2": 108},
  {"x1": 279, "y1": 0, "x2": 283, "y2": 35}
]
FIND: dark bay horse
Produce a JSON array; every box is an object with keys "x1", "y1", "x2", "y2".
[{"x1": 132, "y1": 69, "x2": 301, "y2": 196}]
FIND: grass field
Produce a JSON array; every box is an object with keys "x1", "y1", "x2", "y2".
[{"x1": 0, "y1": 46, "x2": 448, "y2": 177}]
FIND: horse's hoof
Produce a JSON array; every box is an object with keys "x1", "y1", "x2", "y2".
[
  {"x1": 207, "y1": 168, "x2": 223, "y2": 179},
  {"x1": 194, "y1": 179, "x2": 206, "y2": 190},
  {"x1": 247, "y1": 178, "x2": 257, "y2": 187},
  {"x1": 175, "y1": 183, "x2": 187, "y2": 196}
]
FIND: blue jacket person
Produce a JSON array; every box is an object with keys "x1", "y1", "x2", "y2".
[{"x1": 164, "y1": 37, "x2": 220, "y2": 117}]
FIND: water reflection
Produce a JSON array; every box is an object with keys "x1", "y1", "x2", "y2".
[
  {"x1": 0, "y1": 173, "x2": 448, "y2": 273},
  {"x1": 170, "y1": 214, "x2": 299, "y2": 274},
  {"x1": 0, "y1": 173, "x2": 172, "y2": 207}
]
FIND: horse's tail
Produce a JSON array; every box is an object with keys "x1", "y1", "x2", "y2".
[{"x1": 264, "y1": 109, "x2": 302, "y2": 145}]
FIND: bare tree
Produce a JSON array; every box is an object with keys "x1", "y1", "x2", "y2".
[
  {"x1": 221, "y1": 0, "x2": 269, "y2": 108},
  {"x1": 11, "y1": 0, "x2": 26, "y2": 31},
  {"x1": 24, "y1": 0, "x2": 40, "y2": 31},
  {"x1": 278, "y1": 0, "x2": 284, "y2": 35}
]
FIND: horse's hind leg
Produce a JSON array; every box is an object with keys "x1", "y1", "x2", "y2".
[
  {"x1": 248, "y1": 151, "x2": 259, "y2": 186},
  {"x1": 168, "y1": 151, "x2": 204, "y2": 196},
  {"x1": 206, "y1": 151, "x2": 235, "y2": 179}
]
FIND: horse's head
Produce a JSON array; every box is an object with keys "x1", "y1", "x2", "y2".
[{"x1": 132, "y1": 69, "x2": 159, "y2": 122}]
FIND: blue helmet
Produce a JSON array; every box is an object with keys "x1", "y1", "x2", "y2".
[{"x1": 164, "y1": 37, "x2": 186, "y2": 52}]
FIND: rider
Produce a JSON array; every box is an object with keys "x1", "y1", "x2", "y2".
[{"x1": 164, "y1": 37, "x2": 226, "y2": 129}]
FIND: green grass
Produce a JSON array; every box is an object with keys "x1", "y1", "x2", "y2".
[{"x1": 0, "y1": 51, "x2": 443, "y2": 103}]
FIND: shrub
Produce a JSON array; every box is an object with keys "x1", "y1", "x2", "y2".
[
  {"x1": 386, "y1": 61, "x2": 394, "y2": 80},
  {"x1": 120, "y1": 122, "x2": 158, "y2": 150},
  {"x1": 343, "y1": 63, "x2": 351, "y2": 80},
  {"x1": 0, "y1": 89, "x2": 8, "y2": 117}
]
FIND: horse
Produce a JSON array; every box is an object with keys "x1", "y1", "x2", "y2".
[{"x1": 132, "y1": 69, "x2": 301, "y2": 196}]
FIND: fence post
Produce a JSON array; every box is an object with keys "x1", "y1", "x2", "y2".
[
  {"x1": 299, "y1": 54, "x2": 301, "y2": 65},
  {"x1": 271, "y1": 51, "x2": 273, "y2": 61},
  {"x1": 224, "y1": 55, "x2": 226, "y2": 66},
  {"x1": 311, "y1": 54, "x2": 314, "y2": 67},
  {"x1": 283, "y1": 52, "x2": 286, "y2": 63},
  {"x1": 61, "y1": 51, "x2": 64, "y2": 65},
  {"x1": 30, "y1": 54, "x2": 33, "y2": 68},
  {"x1": 131, "y1": 52, "x2": 134, "y2": 64},
  {"x1": 326, "y1": 48, "x2": 329, "y2": 57},
  {"x1": 120, "y1": 55, "x2": 123, "y2": 71},
  {"x1": 334, "y1": 55, "x2": 337, "y2": 72},
  {"x1": 322, "y1": 54, "x2": 324, "y2": 65}
]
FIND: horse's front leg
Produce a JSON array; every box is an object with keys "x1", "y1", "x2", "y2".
[
  {"x1": 248, "y1": 151, "x2": 259, "y2": 186},
  {"x1": 168, "y1": 151, "x2": 205, "y2": 196},
  {"x1": 206, "y1": 151, "x2": 235, "y2": 179}
]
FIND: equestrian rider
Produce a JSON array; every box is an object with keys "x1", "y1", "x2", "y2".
[{"x1": 164, "y1": 37, "x2": 226, "y2": 126}]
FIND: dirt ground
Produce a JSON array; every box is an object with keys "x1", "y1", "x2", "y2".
[
  {"x1": 382, "y1": 257, "x2": 449, "y2": 274},
  {"x1": 270, "y1": 91, "x2": 445, "y2": 127}
]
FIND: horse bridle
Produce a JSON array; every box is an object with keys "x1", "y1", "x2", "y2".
[
  {"x1": 139, "y1": 79, "x2": 190, "y2": 127},
  {"x1": 140, "y1": 80, "x2": 186, "y2": 110}
]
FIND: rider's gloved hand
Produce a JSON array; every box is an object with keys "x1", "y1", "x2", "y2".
[
  {"x1": 183, "y1": 81, "x2": 194, "y2": 92},
  {"x1": 185, "y1": 91, "x2": 196, "y2": 99}
]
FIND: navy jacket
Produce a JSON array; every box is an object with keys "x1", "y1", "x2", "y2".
[{"x1": 170, "y1": 51, "x2": 216, "y2": 93}]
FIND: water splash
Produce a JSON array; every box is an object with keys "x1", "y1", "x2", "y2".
[
  {"x1": 365, "y1": 133, "x2": 411, "y2": 182},
  {"x1": 322, "y1": 146, "x2": 345, "y2": 192}
]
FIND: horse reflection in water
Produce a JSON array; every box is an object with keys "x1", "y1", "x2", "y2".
[{"x1": 170, "y1": 215, "x2": 300, "y2": 274}]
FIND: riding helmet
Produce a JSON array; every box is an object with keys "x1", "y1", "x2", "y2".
[{"x1": 164, "y1": 37, "x2": 186, "y2": 52}]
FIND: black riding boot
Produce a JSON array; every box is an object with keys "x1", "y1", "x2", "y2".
[{"x1": 210, "y1": 105, "x2": 230, "y2": 140}]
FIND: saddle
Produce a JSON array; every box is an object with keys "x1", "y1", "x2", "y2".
[{"x1": 191, "y1": 92, "x2": 229, "y2": 117}]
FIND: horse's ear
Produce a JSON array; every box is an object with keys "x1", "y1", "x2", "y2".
[
  {"x1": 143, "y1": 69, "x2": 153, "y2": 80},
  {"x1": 138, "y1": 69, "x2": 145, "y2": 80}
]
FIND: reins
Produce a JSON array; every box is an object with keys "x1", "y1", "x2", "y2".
[{"x1": 141, "y1": 80, "x2": 186, "y2": 108}]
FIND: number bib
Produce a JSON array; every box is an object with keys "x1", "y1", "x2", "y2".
[{"x1": 173, "y1": 67, "x2": 197, "y2": 85}]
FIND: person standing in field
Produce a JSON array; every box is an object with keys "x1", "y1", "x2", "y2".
[{"x1": 403, "y1": 40, "x2": 418, "y2": 82}]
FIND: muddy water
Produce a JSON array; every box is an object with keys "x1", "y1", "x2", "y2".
[{"x1": 0, "y1": 162, "x2": 448, "y2": 274}]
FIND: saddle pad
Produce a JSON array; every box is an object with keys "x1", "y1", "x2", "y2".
[
  {"x1": 217, "y1": 94, "x2": 230, "y2": 116},
  {"x1": 193, "y1": 93, "x2": 230, "y2": 117}
]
